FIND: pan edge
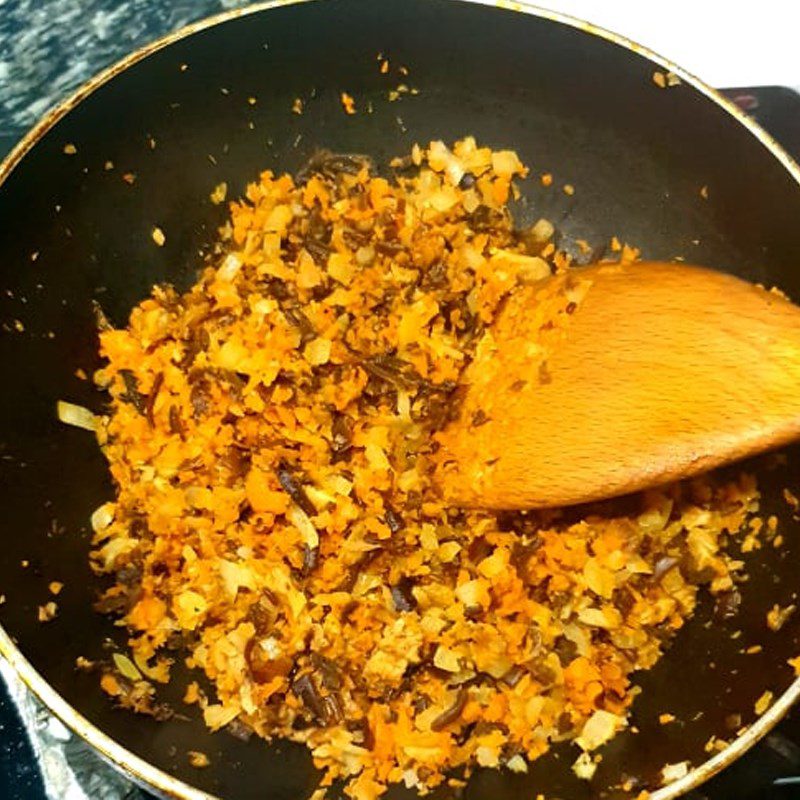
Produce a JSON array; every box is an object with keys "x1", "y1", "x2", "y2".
[{"x1": 1, "y1": 1, "x2": 800, "y2": 799}]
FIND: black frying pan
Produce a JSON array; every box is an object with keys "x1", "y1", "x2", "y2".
[{"x1": 1, "y1": 1, "x2": 800, "y2": 798}]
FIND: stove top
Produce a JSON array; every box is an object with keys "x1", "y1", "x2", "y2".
[{"x1": 0, "y1": 84, "x2": 799, "y2": 800}]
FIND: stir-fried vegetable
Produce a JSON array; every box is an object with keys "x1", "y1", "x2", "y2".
[{"x1": 85, "y1": 139, "x2": 761, "y2": 800}]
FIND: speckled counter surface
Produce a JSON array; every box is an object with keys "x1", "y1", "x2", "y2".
[
  {"x1": 0, "y1": 0, "x2": 250, "y2": 154},
  {"x1": 0, "y1": 3, "x2": 249, "y2": 797}
]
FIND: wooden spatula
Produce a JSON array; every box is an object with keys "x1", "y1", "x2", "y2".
[{"x1": 435, "y1": 261, "x2": 800, "y2": 509}]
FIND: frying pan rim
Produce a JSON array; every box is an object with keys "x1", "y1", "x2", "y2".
[{"x1": 1, "y1": 1, "x2": 799, "y2": 798}]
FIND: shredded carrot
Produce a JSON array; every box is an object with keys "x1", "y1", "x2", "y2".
[
  {"x1": 87, "y1": 138, "x2": 764, "y2": 800},
  {"x1": 340, "y1": 92, "x2": 356, "y2": 115}
]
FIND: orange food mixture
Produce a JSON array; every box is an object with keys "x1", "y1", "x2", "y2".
[{"x1": 88, "y1": 139, "x2": 760, "y2": 799}]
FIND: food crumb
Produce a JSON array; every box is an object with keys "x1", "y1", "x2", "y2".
[
  {"x1": 700, "y1": 185, "x2": 709, "y2": 199},
  {"x1": 104, "y1": 160, "x2": 114, "y2": 171},
  {"x1": 292, "y1": 97, "x2": 303, "y2": 115},
  {"x1": 725, "y1": 712, "x2": 742, "y2": 731},
  {"x1": 661, "y1": 761, "x2": 690, "y2": 784},
  {"x1": 75, "y1": 656, "x2": 95, "y2": 671},
  {"x1": 572, "y1": 751, "x2": 597, "y2": 780},
  {"x1": 767, "y1": 514, "x2": 779, "y2": 533},
  {"x1": 754, "y1": 690, "x2": 773, "y2": 716},
  {"x1": 100, "y1": 673, "x2": 121, "y2": 696},
  {"x1": 540, "y1": 172, "x2": 553, "y2": 187},
  {"x1": 340, "y1": 91, "x2": 356, "y2": 115},
  {"x1": 30, "y1": 251, "x2": 39, "y2": 261},
  {"x1": 767, "y1": 603, "x2": 795, "y2": 632},
  {"x1": 151, "y1": 227, "x2": 166, "y2": 247},
  {"x1": 506, "y1": 754, "x2": 528, "y2": 773},
  {"x1": 63, "y1": 143, "x2": 77, "y2": 155},
  {"x1": 183, "y1": 681, "x2": 201, "y2": 705},
  {"x1": 610, "y1": 235, "x2": 622, "y2": 252},
  {"x1": 563, "y1": 183, "x2": 575, "y2": 196},
  {"x1": 48, "y1": 581, "x2": 63, "y2": 595},
  {"x1": 147, "y1": 136, "x2": 156, "y2": 150},
  {"x1": 122, "y1": 172, "x2": 136, "y2": 185},
  {"x1": 745, "y1": 644, "x2": 763, "y2": 654},
  {"x1": 784, "y1": 488, "x2": 799, "y2": 512},
  {"x1": 210, "y1": 182, "x2": 228, "y2": 205},
  {"x1": 704, "y1": 735, "x2": 728, "y2": 753},
  {"x1": 180, "y1": 63, "x2": 188, "y2": 72},
  {"x1": 0, "y1": 595, "x2": 6, "y2": 605},
  {"x1": 188, "y1": 751, "x2": 210, "y2": 768},
  {"x1": 658, "y1": 713, "x2": 676, "y2": 725},
  {"x1": 380, "y1": 59, "x2": 389, "y2": 74},
  {"x1": 652, "y1": 70, "x2": 679, "y2": 89},
  {"x1": 248, "y1": 96, "x2": 257, "y2": 106},
  {"x1": 74, "y1": 368, "x2": 87, "y2": 380},
  {"x1": 38, "y1": 602, "x2": 58, "y2": 622},
  {"x1": 620, "y1": 243, "x2": 641, "y2": 264}
]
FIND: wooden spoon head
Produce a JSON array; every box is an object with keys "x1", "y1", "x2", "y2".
[{"x1": 436, "y1": 262, "x2": 800, "y2": 509}]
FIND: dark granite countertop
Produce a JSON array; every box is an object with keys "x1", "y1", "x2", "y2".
[{"x1": 0, "y1": 0, "x2": 250, "y2": 157}]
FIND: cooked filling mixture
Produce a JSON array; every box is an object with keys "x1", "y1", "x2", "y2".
[{"x1": 83, "y1": 139, "x2": 760, "y2": 799}]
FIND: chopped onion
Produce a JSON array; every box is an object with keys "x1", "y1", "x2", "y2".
[
  {"x1": 218, "y1": 558, "x2": 256, "y2": 599},
  {"x1": 506, "y1": 754, "x2": 528, "y2": 774},
  {"x1": 287, "y1": 504, "x2": 319, "y2": 549},
  {"x1": 572, "y1": 752, "x2": 597, "y2": 781},
  {"x1": 113, "y1": 652, "x2": 143, "y2": 682},
  {"x1": 576, "y1": 709, "x2": 625, "y2": 751},
  {"x1": 304, "y1": 485, "x2": 335, "y2": 510},
  {"x1": 203, "y1": 703, "x2": 240, "y2": 731},
  {"x1": 530, "y1": 217, "x2": 555, "y2": 243},
  {"x1": 217, "y1": 253, "x2": 242, "y2": 281},
  {"x1": 57, "y1": 400, "x2": 96, "y2": 432},
  {"x1": 661, "y1": 761, "x2": 690, "y2": 784},
  {"x1": 427, "y1": 140, "x2": 465, "y2": 186},
  {"x1": 90, "y1": 503, "x2": 115, "y2": 533},
  {"x1": 433, "y1": 645, "x2": 461, "y2": 673}
]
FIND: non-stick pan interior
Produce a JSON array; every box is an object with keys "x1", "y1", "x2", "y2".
[{"x1": 1, "y1": 1, "x2": 800, "y2": 798}]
